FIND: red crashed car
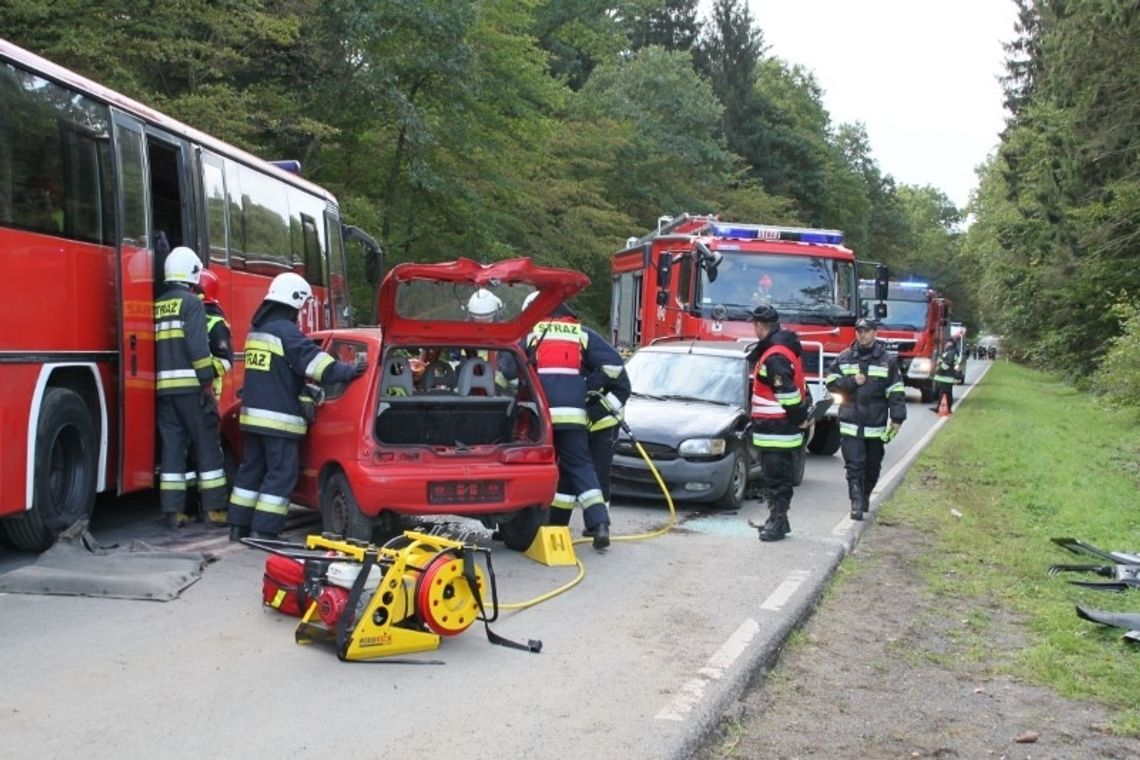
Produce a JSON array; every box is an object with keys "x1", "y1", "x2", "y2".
[{"x1": 223, "y1": 258, "x2": 589, "y2": 550}]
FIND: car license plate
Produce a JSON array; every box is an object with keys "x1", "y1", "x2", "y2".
[{"x1": 427, "y1": 480, "x2": 505, "y2": 505}]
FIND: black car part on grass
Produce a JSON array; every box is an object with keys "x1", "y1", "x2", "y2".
[
  {"x1": 1075, "y1": 605, "x2": 1140, "y2": 645},
  {"x1": 1048, "y1": 537, "x2": 1140, "y2": 592}
]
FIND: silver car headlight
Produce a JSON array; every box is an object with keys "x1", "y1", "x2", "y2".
[{"x1": 678, "y1": 438, "x2": 726, "y2": 456}]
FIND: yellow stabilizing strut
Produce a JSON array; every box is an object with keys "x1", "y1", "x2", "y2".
[{"x1": 295, "y1": 531, "x2": 490, "y2": 661}]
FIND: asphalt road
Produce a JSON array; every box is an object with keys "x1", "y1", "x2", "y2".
[{"x1": 0, "y1": 362, "x2": 989, "y2": 760}]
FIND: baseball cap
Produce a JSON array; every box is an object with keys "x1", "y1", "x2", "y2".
[{"x1": 855, "y1": 317, "x2": 878, "y2": 330}]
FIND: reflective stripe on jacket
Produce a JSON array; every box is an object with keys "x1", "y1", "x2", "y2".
[{"x1": 155, "y1": 285, "x2": 213, "y2": 395}]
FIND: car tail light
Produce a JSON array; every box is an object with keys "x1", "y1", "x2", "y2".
[
  {"x1": 499, "y1": 445, "x2": 555, "y2": 464},
  {"x1": 372, "y1": 450, "x2": 422, "y2": 465}
]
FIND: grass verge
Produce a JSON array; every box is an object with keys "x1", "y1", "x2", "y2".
[{"x1": 885, "y1": 361, "x2": 1140, "y2": 734}]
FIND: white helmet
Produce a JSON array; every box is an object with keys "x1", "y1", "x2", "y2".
[
  {"x1": 265, "y1": 272, "x2": 313, "y2": 309},
  {"x1": 521, "y1": 290, "x2": 540, "y2": 312},
  {"x1": 467, "y1": 288, "x2": 503, "y2": 322},
  {"x1": 164, "y1": 246, "x2": 203, "y2": 285}
]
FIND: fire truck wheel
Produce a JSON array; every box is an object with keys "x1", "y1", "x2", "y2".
[
  {"x1": 319, "y1": 471, "x2": 373, "y2": 541},
  {"x1": 712, "y1": 446, "x2": 748, "y2": 510},
  {"x1": 3, "y1": 388, "x2": 97, "y2": 552},
  {"x1": 497, "y1": 505, "x2": 546, "y2": 551}
]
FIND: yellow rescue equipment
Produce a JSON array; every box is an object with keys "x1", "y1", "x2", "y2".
[{"x1": 251, "y1": 530, "x2": 541, "y2": 661}]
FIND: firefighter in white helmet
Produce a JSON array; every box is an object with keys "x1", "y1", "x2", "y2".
[
  {"x1": 154, "y1": 246, "x2": 228, "y2": 529},
  {"x1": 226, "y1": 273, "x2": 369, "y2": 541},
  {"x1": 467, "y1": 288, "x2": 503, "y2": 323}
]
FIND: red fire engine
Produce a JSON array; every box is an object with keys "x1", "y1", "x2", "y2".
[
  {"x1": 858, "y1": 280, "x2": 952, "y2": 403},
  {"x1": 0, "y1": 39, "x2": 379, "y2": 550},
  {"x1": 611, "y1": 213, "x2": 882, "y2": 455}
]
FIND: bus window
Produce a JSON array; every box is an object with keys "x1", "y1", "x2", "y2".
[
  {"x1": 224, "y1": 158, "x2": 245, "y2": 267},
  {"x1": 300, "y1": 214, "x2": 323, "y2": 287},
  {"x1": 0, "y1": 61, "x2": 113, "y2": 244},
  {"x1": 202, "y1": 152, "x2": 228, "y2": 265},
  {"x1": 239, "y1": 165, "x2": 291, "y2": 276}
]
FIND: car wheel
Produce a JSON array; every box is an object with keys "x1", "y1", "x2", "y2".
[
  {"x1": 807, "y1": 418, "x2": 841, "y2": 456},
  {"x1": 712, "y1": 446, "x2": 748, "y2": 510},
  {"x1": 319, "y1": 471, "x2": 372, "y2": 541},
  {"x1": 497, "y1": 505, "x2": 547, "y2": 551},
  {"x1": 3, "y1": 388, "x2": 97, "y2": 552}
]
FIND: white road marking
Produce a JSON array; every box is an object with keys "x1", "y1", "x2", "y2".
[
  {"x1": 655, "y1": 618, "x2": 760, "y2": 722},
  {"x1": 759, "y1": 569, "x2": 810, "y2": 611}
]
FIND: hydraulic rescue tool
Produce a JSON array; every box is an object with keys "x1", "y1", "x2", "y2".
[
  {"x1": 1048, "y1": 537, "x2": 1140, "y2": 591},
  {"x1": 245, "y1": 530, "x2": 541, "y2": 661}
]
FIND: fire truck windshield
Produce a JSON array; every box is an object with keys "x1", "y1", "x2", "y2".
[
  {"x1": 699, "y1": 253, "x2": 857, "y2": 324},
  {"x1": 868, "y1": 300, "x2": 928, "y2": 331}
]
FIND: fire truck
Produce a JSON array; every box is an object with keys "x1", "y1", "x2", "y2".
[
  {"x1": 857, "y1": 280, "x2": 952, "y2": 403},
  {"x1": 0, "y1": 39, "x2": 380, "y2": 551},
  {"x1": 611, "y1": 214, "x2": 884, "y2": 456}
]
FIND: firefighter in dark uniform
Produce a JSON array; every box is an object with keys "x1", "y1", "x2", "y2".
[
  {"x1": 154, "y1": 246, "x2": 227, "y2": 529},
  {"x1": 931, "y1": 339, "x2": 962, "y2": 413},
  {"x1": 226, "y1": 273, "x2": 367, "y2": 541},
  {"x1": 184, "y1": 267, "x2": 234, "y2": 525},
  {"x1": 747, "y1": 305, "x2": 810, "y2": 542},
  {"x1": 523, "y1": 292, "x2": 622, "y2": 549},
  {"x1": 825, "y1": 318, "x2": 906, "y2": 521},
  {"x1": 584, "y1": 336, "x2": 631, "y2": 526}
]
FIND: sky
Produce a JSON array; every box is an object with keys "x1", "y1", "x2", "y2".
[{"x1": 711, "y1": 1, "x2": 1020, "y2": 210}]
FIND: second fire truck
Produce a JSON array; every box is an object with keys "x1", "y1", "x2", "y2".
[{"x1": 611, "y1": 213, "x2": 886, "y2": 456}]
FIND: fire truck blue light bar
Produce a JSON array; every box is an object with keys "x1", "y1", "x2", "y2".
[{"x1": 709, "y1": 223, "x2": 844, "y2": 245}]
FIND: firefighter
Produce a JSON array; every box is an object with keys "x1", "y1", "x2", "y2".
[
  {"x1": 825, "y1": 318, "x2": 906, "y2": 521},
  {"x1": 197, "y1": 268, "x2": 233, "y2": 401},
  {"x1": 183, "y1": 268, "x2": 233, "y2": 525},
  {"x1": 522, "y1": 292, "x2": 621, "y2": 549},
  {"x1": 154, "y1": 246, "x2": 227, "y2": 530},
  {"x1": 584, "y1": 345, "x2": 631, "y2": 530},
  {"x1": 467, "y1": 288, "x2": 503, "y2": 323},
  {"x1": 747, "y1": 305, "x2": 810, "y2": 542},
  {"x1": 930, "y1": 339, "x2": 962, "y2": 413},
  {"x1": 227, "y1": 273, "x2": 367, "y2": 541}
]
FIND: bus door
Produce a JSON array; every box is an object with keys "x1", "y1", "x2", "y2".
[{"x1": 111, "y1": 110, "x2": 155, "y2": 492}]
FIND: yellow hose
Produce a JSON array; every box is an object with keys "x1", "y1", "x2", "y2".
[{"x1": 497, "y1": 437, "x2": 676, "y2": 610}]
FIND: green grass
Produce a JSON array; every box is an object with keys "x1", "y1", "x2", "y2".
[{"x1": 884, "y1": 361, "x2": 1140, "y2": 734}]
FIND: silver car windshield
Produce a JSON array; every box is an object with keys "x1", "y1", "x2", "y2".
[{"x1": 626, "y1": 351, "x2": 745, "y2": 406}]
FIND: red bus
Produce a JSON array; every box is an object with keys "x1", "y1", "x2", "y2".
[{"x1": 0, "y1": 39, "x2": 378, "y2": 551}]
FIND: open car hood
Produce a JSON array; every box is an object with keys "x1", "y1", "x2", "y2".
[{"x1": 376, "y1": 257, "x2": 590, "y2": 344}]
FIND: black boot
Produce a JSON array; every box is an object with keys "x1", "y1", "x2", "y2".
[
  {"x1": 229, "y1": 525, "x2": 250, "y2": 542},
  {"x1": 591, "y1": 522, "x2": 610, "y2": 549},
  {"x1": 759, "y1": 499, "x2": 789, "y2": 542},
  {"x1": 848, "y1": 482, "x2": 864, "y2": 521}
]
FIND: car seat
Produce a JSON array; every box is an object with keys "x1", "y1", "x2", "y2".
[
  {"x1": 421, "y1": 359, "x2": 457, "y2": 392},
  {"x1": 381, "y1": 355, "x2": 415, "y2": 397},
  {"x1": 457, "y1": 357, "x2": 495, "y2": 396}
]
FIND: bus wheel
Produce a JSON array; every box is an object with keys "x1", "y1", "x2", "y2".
[
  {"x1": 3, "y1": 388, "x2": 98, "y2": 552},
  {"x1": 319, "y1": 471, "x2": 373, "y2": 541}
]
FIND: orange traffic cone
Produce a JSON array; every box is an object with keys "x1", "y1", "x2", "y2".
[{"x1": 937, "y1": 395, "x2": 950, "y2": 417}]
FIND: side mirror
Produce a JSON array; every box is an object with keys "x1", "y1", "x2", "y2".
[
  {"x1": 874, "y1": 264, "x2": 889, "y2": 301},
  {"x1": 695, "y1": 241, "x2": 722, "y2": 284},
  {"x1": 874, "y1": 302, "x2": 888, "y2": 319},
  {"x1": 655, "y1": 251, "x2": 672, "y2": 289}
]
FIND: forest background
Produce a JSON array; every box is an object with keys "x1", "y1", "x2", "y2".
[{"x1": 5, "y1": 0, "x2": 1140, "y2": 396}]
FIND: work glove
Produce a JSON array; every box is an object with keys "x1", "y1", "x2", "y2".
[
  {"x1": 589, "y1": 390, "x2": 623, "y2": 416},
  {"x1": 349, "y1": 358, "x2": 368, "y2": 381},
  {"x1": 883, "y1": 422, "x2": 901, "y2": 443},
  {"x1": 299, "y1": 383, "x2": 325, "y2": 424}
]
